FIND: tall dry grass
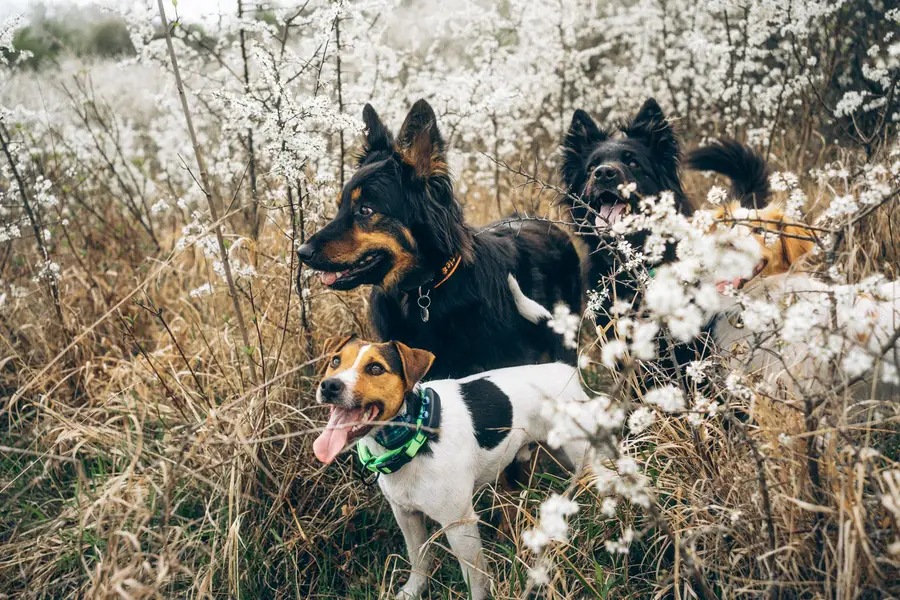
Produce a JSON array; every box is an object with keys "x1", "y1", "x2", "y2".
[{"x1": 1, "y1": 5, "x2": 900, "y2": 599}]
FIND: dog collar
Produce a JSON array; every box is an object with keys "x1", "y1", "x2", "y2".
[
  {"x1": 433, "y1": 254, "x2": 461, "y2": 289},
  {"x1": 357, "y1": 387, "x2": 441, "y2": 475}
]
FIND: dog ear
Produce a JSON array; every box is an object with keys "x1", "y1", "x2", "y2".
[
  {"x1": 561, "y1": 109, "x2": 608, "y2": 191},
  {"x1": 564, "y1": 109, "x2": 605, "y2": 155},
  {"x1": 624, "y1": 98, "x2": 680, "y2": 167},
  {"x1": 323, "y1": 333, "x2": 357, "y2": 357},
  {"x1": 392, "y1": 341, "x2": 435, "y2": 391},
  {"x1": 358, "y1": 104, "x2": 393, "y2": 165},
  {"x1": 396, "y1": 99, "x2": 447, "y2": 179}
]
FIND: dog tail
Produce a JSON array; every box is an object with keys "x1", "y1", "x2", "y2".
[{"x1": 686, "y1": 139, "x2": 770, "y2": 208}]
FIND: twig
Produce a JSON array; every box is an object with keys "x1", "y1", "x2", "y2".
[{"x1": 157, "y1": 0, "x2": 258, "y2": 385}]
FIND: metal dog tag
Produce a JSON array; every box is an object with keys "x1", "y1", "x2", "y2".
[{"x1": 417, "y1": 288, "x2": 431, "y2": 323}]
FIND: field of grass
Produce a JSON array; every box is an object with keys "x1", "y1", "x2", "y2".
[{"x1": 2, "y1": 1, "x2": 900, "y2": 599}]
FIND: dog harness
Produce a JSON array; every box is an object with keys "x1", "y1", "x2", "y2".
[{"x1": 357, "y1": 387, "x2": 441, "y2": 475}]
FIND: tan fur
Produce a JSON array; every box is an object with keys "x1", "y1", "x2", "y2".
[
  {"x1": 321, "y1": 339, "x2": 435, "y2": 421},
  {"x1": 713, "y1": 202, "x2": 818, "y2": 280},
  {"x1": 396, "y1": 123, "x2": 447, "y2": 179},
  {"x1": 392, "y1": 341, "x2": 435, "y2": 392},
  {"x1": 351, "y1": 188, "x2": 362, "y2": 201},
  {"x1": 316, "y1": 223, "x2": 417, "y2": 289}
]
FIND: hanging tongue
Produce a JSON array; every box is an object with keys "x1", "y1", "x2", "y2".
[
  {"x1": 313, "y1": 406, "x2": 362, "y2": 463},
  {"x1": 594, "y1": 202, "x2": 628, "y2": 228},
  {"x1": 715, "y1": 277, "x2": 745, "y2": 294},
  {"x1": 320, "y1": 272, "x2": 338, "y2": 286}
]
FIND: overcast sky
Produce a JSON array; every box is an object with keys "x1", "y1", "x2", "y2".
[{"x1": 1, "y1": 0, "x2": 238, "y2": 21}]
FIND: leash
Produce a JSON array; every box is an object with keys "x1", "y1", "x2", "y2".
[
  {"x1": 414, "y1": 254, "x2": 461, "y2": 323},
  {"x1": 356, "y1": 387, "x2": 442, "y2": 479}
]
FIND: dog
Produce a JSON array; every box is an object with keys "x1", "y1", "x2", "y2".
[
  {"x1": 561, "y1": 98, "x2": 707, "y2": 381},
  {"x1": 297, "y1": 99, "x2": 583, "y2": 380},
  {"x1": 709, "y1": 202, "x2": 900, "y2": 396},
  {"x1": 560, "y1": 98, "x2": 694, "y2": 291},
  {"x1": 312, "y1": 334, "x2": 589, "y2": 600}
]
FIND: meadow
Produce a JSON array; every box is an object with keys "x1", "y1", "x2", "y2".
[{"x1": 1, "y1": 1, "x2": 899, "y2": 598}]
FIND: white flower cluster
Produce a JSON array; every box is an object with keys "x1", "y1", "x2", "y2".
[
  {"x1": 542, "y1": 394, "x2": 624, "y2": 449},
  {"x1": 521, "y1": 493, "x2": 580, "y2": 554},
  {"x1": 547, "y1": 302, "x2": 580, "y2": 350}
]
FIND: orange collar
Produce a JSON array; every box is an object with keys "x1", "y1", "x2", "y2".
[{"x1": 433, "y1": 254, "x2": 461, "y2": 289}]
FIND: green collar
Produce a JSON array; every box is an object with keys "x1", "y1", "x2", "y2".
[{"x1": 357, "y1": 387, "x2": 441, "y2": 475}]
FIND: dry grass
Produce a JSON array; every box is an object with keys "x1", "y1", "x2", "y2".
[{"x1": 2, "y1": 72, "x2": 900, "y2": 600}]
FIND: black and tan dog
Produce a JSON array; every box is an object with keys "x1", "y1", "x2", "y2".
[{"x1": 298, "y1": 99, "x2": 583, "y2": 379}]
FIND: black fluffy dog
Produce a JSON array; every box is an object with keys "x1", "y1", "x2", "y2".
[
  {"x1": 561, "y1": 98, "x2": 693, "y2": 309},
  {"x1": 560, "y1": 98, "x2": 701, "y2": 380},
  {"x1": 298, "y1": 99, "x2": 583, "y2": 379}
]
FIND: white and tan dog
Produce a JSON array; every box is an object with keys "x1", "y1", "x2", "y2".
[
  {"x1": 313, "y1": 335, "x2": 589, "y2": 600},
  {"x1": 711, "y1": 203, "x2": 900, "y2": 395}
]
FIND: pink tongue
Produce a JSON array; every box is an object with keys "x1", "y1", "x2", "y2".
[
  {"x1": 313, "y1": 407, "x2": 362, "y2": 463},
  {"x1": 716, "y1": 277, "x2": 744, "y2": 294},
  {"x1": 320, "y1": 272, "x2": 338, "y2": 286},
  {"x1": 595, "y1": 203, "x2": 628, "y2": 228}
]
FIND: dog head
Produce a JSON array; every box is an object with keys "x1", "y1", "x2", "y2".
[
  {"x1": 297, "y1": 100, "x2": 472, "y2": 292},
  {"x1": 712, "y1": 202, "x2": 818, "y2": 290},
  {"x1": 561, "y1": 98, "x2": 690, "y2": 229},
  {"x1": 312, "y1": 334, "x2": 435, "y2": 464}
]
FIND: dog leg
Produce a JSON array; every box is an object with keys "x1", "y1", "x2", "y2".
[
  {"x1": 557, "y1": 437, "x2": 591, "y2": 473},
  {"x1": 442, "y1": 506, "x2": 490, "y2": 600},
  {"x1": 391, "y1": 505, "x2": 431, "y2": 600}
]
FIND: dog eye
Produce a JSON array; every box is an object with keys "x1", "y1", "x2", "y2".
[
  {"x1": 330, "y1": 356, "x2": 341, "y2": 368},
  {"x1": 367, "y1": 363, "x2": 385, "y2": 376},
  {"x1": 628, "y1": 160, "x2": 638, "y2": 169},
  {"x1": 752, "y1": 227, "x2": 766, "y2": 235},
  {"x1": 358, "y1": 205, "x2": 374, "y2": 217}
]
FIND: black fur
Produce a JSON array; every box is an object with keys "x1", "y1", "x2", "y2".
[
  {"x1": 560, "y1": 98, "x2": 692, "y2": 301},
  {"x1": 686, "y1": 138, "x2": 771, "y2": 208},
  {"x1": 560, "y1": 99, "x2": 706, "y2": 383},
  {"x1": 299, "y1": 99, "x2": 583, "y2": 379},
  {"x1": 459, "y1": 378, "x2": 512, "y2": 449}
]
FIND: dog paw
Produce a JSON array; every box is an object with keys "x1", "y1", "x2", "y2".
[{"x1": 396, "y1": 585, "x2": 422, "y2": 600}]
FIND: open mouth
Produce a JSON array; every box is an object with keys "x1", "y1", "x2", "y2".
[
  {"x1": 593, "y1": 190, "x2": 633, "y2": 229},
  {"x1": 316, "y1": 252, "x2": 387, "y2": 290},
  {"x1": 312, "y1": 403, "x2": 382, "y2": 464},
  {"x1": 716, "y1": 258, "x2": 768, "y2": 293}
]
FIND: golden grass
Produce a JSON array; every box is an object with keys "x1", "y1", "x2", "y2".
[{"x1": 1, "y1": 137, "x2": 899, "y2": 600}]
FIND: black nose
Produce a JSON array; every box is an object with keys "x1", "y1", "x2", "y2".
[
  {"x1": 595, "y1": 165, "x2": 620, "y2": 183},
  {"x1": 297, "y1": 243, "x2": 315, "y2": 262},
  {"x1": 320, "y1": 378, "x2": 344, "y2": 401}
]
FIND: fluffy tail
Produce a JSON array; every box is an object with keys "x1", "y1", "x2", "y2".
[{"x1": 686, "y1": 139, "x2": 770, "y2": 208}]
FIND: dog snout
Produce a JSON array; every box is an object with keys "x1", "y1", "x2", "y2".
[
  {"x1": 320, "y1": 378, "x2": 345, "y2": 402},
  {"x1": 594, "y1": 165, "x2": 622, "y2": 184},
  {"x1": 297, "y1": 243, "x2": 316, "y2": 262}
]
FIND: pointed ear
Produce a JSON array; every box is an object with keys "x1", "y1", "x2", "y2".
[
  {"x1": 359, "y1": 104, "x2": 393, "y2": 164},
  {"x1": 624, "y1": 97, "x2": 680, "y2": 166},
  {"x1": 564, "y1": 109, "x2": 605, "y2": 155},
  {"x1": 323, "y1": 333, "x2": 356, "y2": 357},
  {"x1": 392, "y1": 341, "x2": 435, "y2": 391},
  {"x1": 562, "y1": 109, "x2": 608, "y2": 190},
  {"x1": 396, "y1": 99, "x2": 447, "y2": 179}
]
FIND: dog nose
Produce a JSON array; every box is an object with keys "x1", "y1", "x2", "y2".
[
  {"x1": 320, "y1": 378, "x2": 344, "y2": 401},
  {"x1": 595, "y1": 165, "x2": 620, "y2": 183},
  {"x1": 297, "y1": 243, "x2": 315, "y2": 262}
]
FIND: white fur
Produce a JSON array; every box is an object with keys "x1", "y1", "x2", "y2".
[
  {"x1": 507, "y1": 273, "x2": 552, "y2": 324},
  {"x1": 713, "y1": 273, "x2": 900, "y2": 396},
  {"x1": 358, "y1": 362, "x2": 589, "y2": 600},
  {"x1": 315, "y1": 344, "x2": 369, "y2": 405}
]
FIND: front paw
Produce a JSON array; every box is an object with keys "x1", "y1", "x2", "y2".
[{"x1": 396, "y1": 586, "x2": 421, "y2": 600}]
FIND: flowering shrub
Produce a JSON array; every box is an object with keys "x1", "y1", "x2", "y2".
[{"x1": 1, "y1": 1, "x2": 899, "y2": 598}]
